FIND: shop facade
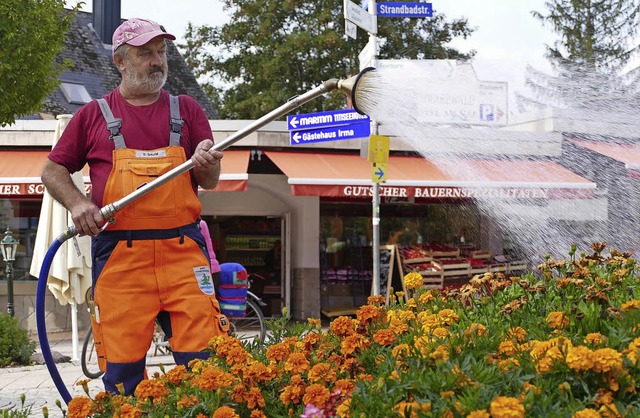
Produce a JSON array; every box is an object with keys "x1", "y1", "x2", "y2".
[{"x1": 0, "y1": 112, "x2": 632, "y2": 333}]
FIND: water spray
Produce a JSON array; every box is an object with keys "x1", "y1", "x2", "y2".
[{"x1": 36, "y1": 67, "x2": 379, "y2": 404}]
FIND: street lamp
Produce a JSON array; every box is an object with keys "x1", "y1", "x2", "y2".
[{"x1": 1, "y1": 227, "x2": 19, "y2": 317}]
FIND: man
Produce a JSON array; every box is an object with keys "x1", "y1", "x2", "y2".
[{"x1": 41, "y1": 18, "x2": 229, "y2": 395}]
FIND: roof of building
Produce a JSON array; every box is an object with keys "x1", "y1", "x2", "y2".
[{"x1": 31, "y1": 11, "x2": 217, "y2": 120}]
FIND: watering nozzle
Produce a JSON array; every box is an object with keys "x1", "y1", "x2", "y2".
[{"x1": 337, "y1": 67, "x2": 376, "y2": 115}]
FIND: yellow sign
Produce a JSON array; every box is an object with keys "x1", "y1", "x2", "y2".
[
  {"x1": 372, "y1": 163, "x2": 387, "y2": 183},
  {"x1": 368, "y1": 135, "x2": 390, "y2": 164}
]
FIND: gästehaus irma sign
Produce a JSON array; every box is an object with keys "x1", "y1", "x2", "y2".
[{"x1": 376, "y1": 59, "x2": 508, "y2": 126}]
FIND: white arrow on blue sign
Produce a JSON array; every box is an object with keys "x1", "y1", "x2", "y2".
[
  {"x1": 287, "y1": 109, "x2": 369, "y2": 131},
  {"x1": 377, "y1": 2, "x2": 432, "y2": 18},
  {"x1": 290, "y1": 122, "x2": 370, "y2": 146}
]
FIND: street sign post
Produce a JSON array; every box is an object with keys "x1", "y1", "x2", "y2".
[
  {"x1": 368, "y1": 135, "x2": 390, "y2": 164},
  {"x1": 377, "y1": 2, "x2": 432, "y2": 18},
  {"x1": 287, "y1": 109, "x2": 369, "y2": 131},
  {"x1": 372, "y1": 163, "x2": 387, "y2": 183},
  {"x1": 344, "y1": 0, "x2": 377, "y2": 34}
]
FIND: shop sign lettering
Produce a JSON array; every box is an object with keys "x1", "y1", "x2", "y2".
[
  {"x1": 0, "y1": 183, "x2": 92, "y2": 197},
  {"x1": 342, "y1": 185, "x2": 549, "y2": 199}
]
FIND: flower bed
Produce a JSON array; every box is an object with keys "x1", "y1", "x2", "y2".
[{"x1": 12, "y1": 243, "x2": 640, "y2": 417}]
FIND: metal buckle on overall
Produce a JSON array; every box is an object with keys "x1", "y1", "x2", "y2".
[
  {"x1": 170, "y1": 117, "x2": 184, "y2": 133},
  {"x1": 107, "y1": 119, "x2": 122, "y2": 140}
]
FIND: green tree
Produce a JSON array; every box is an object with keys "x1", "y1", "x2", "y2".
[
  {"x1": 0, "y1": 0, "x2": 78, "y2": 126},
  {"x1": 518, "y1": 0, "x2": 640, "y2": 111},
  {"x1": 180, "y1": 0, "x2": 475, "y2": 119}
]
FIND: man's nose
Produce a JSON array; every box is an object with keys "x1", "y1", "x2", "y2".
[{"x1": 149, "y1": 51, "x2": 164, "y2": 66}]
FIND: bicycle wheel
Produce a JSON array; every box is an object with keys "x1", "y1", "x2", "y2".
[
  {"x1": 81, "y1": 327, "x2": 104, "y2": 379},
  {"x1": 228, "y1": 299, "x2": 266, "y2": 343}
]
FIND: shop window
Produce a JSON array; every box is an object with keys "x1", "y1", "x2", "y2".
[{"x1": 1, "y1": 199, "x2": 42, "y2": 280}]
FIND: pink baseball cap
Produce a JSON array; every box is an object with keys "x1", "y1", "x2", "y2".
[{"x1": 112, "y1": 18, "x2": 176, "y2": 52}]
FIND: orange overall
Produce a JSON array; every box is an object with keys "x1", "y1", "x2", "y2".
[{"x1": 90, "y1": 98, "x2": 228, "y2": 395}]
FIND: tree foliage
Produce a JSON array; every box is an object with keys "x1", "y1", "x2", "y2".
[
  {"x1": 518, "y1": 0, "x2": 640, "y2": 112},
  {"x1": 0, "y1": 0, "x2": 78, "y2": 126},
  {"x1": 180, "y1": 0, "x2": 475, "y2": 119}
]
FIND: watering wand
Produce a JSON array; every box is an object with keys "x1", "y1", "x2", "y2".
[{"x1": 36, "y1": 67, "x2": 377, "y2": 404}]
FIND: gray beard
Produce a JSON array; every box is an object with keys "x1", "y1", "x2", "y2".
[{"x1": 124, "y1": 69, "x2": 167, "y2": 95}]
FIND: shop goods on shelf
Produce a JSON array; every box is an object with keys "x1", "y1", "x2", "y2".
[
  {"x1": 467, "y1": 257, "x2": 490, "y2": 275},
  {"x1": 432, "y1": 258, "x2": 472, "y2": 279},
  {"x1": 417, "y1": 242, "x2": 460, "y2": 258},
  {"x1": 398, "y1": 246, "x2": 432, "y2": 263}
]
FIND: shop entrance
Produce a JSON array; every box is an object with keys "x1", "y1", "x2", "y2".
[{"x1": 202, "y1": 215, "x2": 289, "y2": 318}]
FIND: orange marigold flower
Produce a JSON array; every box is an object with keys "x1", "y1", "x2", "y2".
[
  {"x1": 367, "y1": 295, "x2": 386, "y2": 305},
  {"x1": 302, "y1": 332, "x2": 321, "y2": 350},
  {"x1": 134, "y1": 379, "x2": 169, "y2": 403},
  {"x1": 284, "y1": 352, "x2": 310, "y2": 374},
  {"x1": 467, "y1": 410, "x2": 490, "y2": 418},
  {"x1": 330, "y1": 316, "x2": 356, "y2": 337},
  {"x1": 212, "y1": 405, "x2": 240, "y2": 418},
  {"x1": 192, "y1": 366, "x2": 226, "y2": 391},
  {"x1": 250, "y1": 410, "x2": 267, "y2": 418},
  {"x1": 230, "y1": 384, "x2": 247, "y2": 403},
  {"x1": 430, "y1": 344, "x2": 450, "y2": 362},
  {"x1": 507, "y1": 326, "x2": 527, "y2": 342},
  {"x1": 598, "y1": 403, "x2": 622, "y2": 418},
  {"x1": 280, "y1": 374, "x2": 306, "y2": 405},
  {"x1": 419, "y1": 291, "x2": 436, "y2": 304},
  {"x1": 340, "y1": 334, "x2": 371, "y2": 356},
  {"x1": 620, "y1": 299, "x2": 640, "y2": 312},
  {"x1": 308, "y1": 362, "x2": 337, "y2": 383},
  {"x1": 373, "y1": 329, "x2": 396, "y2": 346},
  {"x1": 546, "y1": 311, "x2": 570, "y2": 329},
  {"x1": 394, "y1": 400, "x2": 432, "y2": 417},
  {"x1": 499, "y1": 341, "x2": 517, "y2": 357},
  {"x1": 566, "y1": 345, "x2": 593, "y2": 371},
  {"x1": 489, "y1": 396, "x2": 524, "y2": 418},
  {"x1": 162, "y1": 364, "x2": 189, "y2": 386},
  {"x1": 356, "y1": 304, "x2": 382, "y2": 323},
  {"x1": 432, "y1": 327, "x2": 450, "y2": 339},
  {"x1": 336, "y1": 398, "x2": 352, "y2": 417},
  {"x1": 592, "y1": 348, "x2": 623, "y2": 373},
  {"x1": 388, "y1": 317, "x2": 409, "y2": 334},
  {"x1": 177, "y1": 394, "x2": 198, "y2": 409},
  {"x1": 67, "y1": 396, "x2": 95, "y2": 418},
  {"x1": 115, "y1": 403, "x2": 142, "y2": 418},
  {"x1": 302, "y1": 383, "x2": 331, "y2": 409},
  {"x1": 464, "y1": 323, "x2": 487, "y2": 338},
  {"x1": 572, "y1": 408, "x2": 602, "y2": 418},
  {"x1": 266, "y1": 341, "x2": 292, "y2": 362},
  {"x1": 243, "y1": 386, "x2": 266, "y2": 409},
  {"x1": 334, "y1": 378, "x2": 356, "y2": 396}
]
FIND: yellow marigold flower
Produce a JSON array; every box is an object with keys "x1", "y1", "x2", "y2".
[
  {"x1": 499, "y1": 340, "x2": 517, "y2": 357},
  {"x1": 430, "y1": 344, "x2": 450, "y2": 362},
  {"x1": 620, "y1": 299, "x2": 640, "y2": 312},
  {"x1": 308, "y1": 363, "x2": 337, "y2": 383},
  {"x1": 626, "y1": 337, "x2": 640, "y2": 365},
  {"x1": 303, "y1": 383, "x2": 332, "y2": 409},
  {"x1": 437, "y1": 309, "x2": 459, "y2": 325},
  {"x1": 432, "y1": 327, "x2": 450, "y2": 339},
  {"x1": 566, "y1": 345, "x2": 593, "y2": 371},
  {"x1": 280, "y1": 375, "x2": 306, "y2": 405},
  {"x1": 489, "y1": 396, "x2": 525, "y2": 418},
  {"x1": 67, "y1": 396, "x2": 95, "y2": 418},
  {"x1": 115, "y1": 403, "x2": 142, "y2": 418},
  {"x1": 177, "y1": 395, "x2": 198, "y2": 410},
  {"x1": 134, "y1": 379, "x2": 169, "y2": 403},
  {"x1": 404, "y1": 271, "x2": 424, "y2": 290},
  {"x1": 498, "y1": 358, "x2": 520, "y2": 372},
  {"x1": 394, "y1": 400, "x2": 432, "y2": 417},
  {"x1": 595, "y1": 390, "x2": 614, "y2": 407},
  {"x1": 585, "y1": 333, "x2": 607, "y2": 346},
  {"x1": 598, "y1": 403, "x2": 622, "y2": 418},
  {"x1": 592, "y1": 348, "x2": 623, "y2": 373},
  {"x1": 284, "y1": 352, "x2": 310, "y2": 374},
  {"x1": 465, "y1": 323, "x2": 487, "y2": 338},
  {"x1": 212, "y1": 405, "x2": 240, "y2": 418},
  {"x1": 307, "y1": 317, "x2": 321, "y2": 329},
  {"x1": 440, "y1": 390, "x2": 454, "y2": 399},
  {"x1": 392, "y1": 343, "x2": 411, "y2": 359},
  {"x1": 507, "y1": 327, "x2": 527, "y2": 342},
  {"x1": 546, "y1": 311, "x2": 570, "y2": 329},
  {"x1": 336, "y1": 398, "x2": 352, "y2": 418},
  {"x1": 329, "y1": 316, "x2": 356, "y2": 337},
  {"x1": 373, "y1": 328, "x2": 396, "y2": 346},
  {"x1": 419, "y1": 291, "x2": 436, "y2": 303},
  {"x1": 467, "y1": 411, "x2": 490, "y2": 418},
  {"x1": 388, "y1": 317, "x2": 409, "y2": 334},
  {"x1": 572, "y1": 408, "x2": 602, "y2": 418}
]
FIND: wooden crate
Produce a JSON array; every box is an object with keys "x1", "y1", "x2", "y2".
[
  {"x1": 470, "y1": 250, "x2": 491, "y2": 259},
  {"x1": 508, "y1": 261, "x2": 527, "y2": 273},
  {"x1": 433, "y1": 259, "x2": 471, "y2": 278}
]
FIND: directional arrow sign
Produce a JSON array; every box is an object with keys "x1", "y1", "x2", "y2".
[
  {"x1": 344, "y1": 0, "x2": 377, "y2": 34},
  {"x1": 377, "y1": 2, "x2": 433, "y2": 18},
  {"x1": 288, "y1": 109, "x2": 369, "y2": 131},
  {"x1": 290, "y1": 122, "x2": 370, "y2": 146},
  {"x1": 372, "y1": 163, "x2": 387, "y2": 183}
]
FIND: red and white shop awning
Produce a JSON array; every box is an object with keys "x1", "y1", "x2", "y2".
[
  {"x1": 570, "y1": 139, "x2": 640, "y2": 179},
  {"x1": 0, "y1": 150, "x2": 249, "y2": 198},
  {"x1": 265, "y1": 151, "x2": 596, "y2": 200}
]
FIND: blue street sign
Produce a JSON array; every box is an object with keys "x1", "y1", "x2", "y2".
[
  {"x1": 375, "y1": 166, "x2": 384, "y2": 180},
  {"x1": 287, "y1": 109, "x2": 369, "y2": 131},
  {"x1": 290, "y1": 122, "x2": 370, "y2": 146},
  {"x1": 377, "y1": 2, "x2": 432, "y2": 18}
]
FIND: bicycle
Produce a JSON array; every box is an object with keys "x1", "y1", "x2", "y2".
[{"x1": 81, "y1": 275, "x2": 268, "y2": 379}]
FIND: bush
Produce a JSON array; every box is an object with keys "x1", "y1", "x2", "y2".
[{"x1": 0, "y1": 314, "x2": 36, "y2": 367}]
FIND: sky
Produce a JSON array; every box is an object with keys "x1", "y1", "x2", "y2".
[{"x1": 67, "y1": 0, "x2": 557, "y2": 102}]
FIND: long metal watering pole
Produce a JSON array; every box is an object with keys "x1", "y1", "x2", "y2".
[{"x1": 68, "y1": 78, "x2": 341, "y2": 234}]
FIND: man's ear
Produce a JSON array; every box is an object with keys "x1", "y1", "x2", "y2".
[{"x1": 113, "y1": 54, "x2": 126, "y2": 72}]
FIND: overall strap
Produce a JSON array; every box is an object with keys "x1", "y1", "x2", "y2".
[
  {"x1": 169, "y1": 95, "x2": 183, "y2": 146},
  {"x1": 97, "y1": 98, "x2": 126, "y2": 149}
]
